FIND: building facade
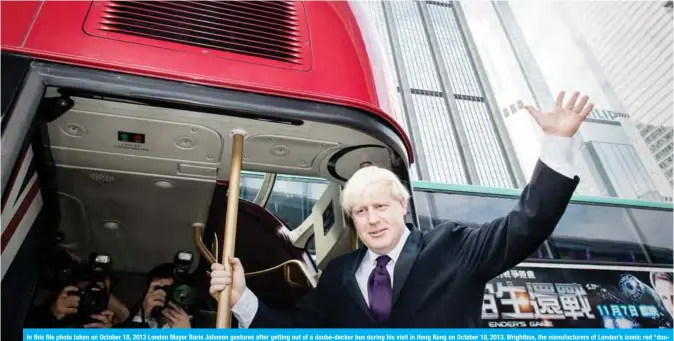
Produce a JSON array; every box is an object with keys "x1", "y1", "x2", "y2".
[
  {"x1": 503, "y1": 103, "x2": 666, "y2": 201},
  {"x1": 556, "y1": 1, "x2": 673, "y2": 187},
  {"x1": 463, "y1": 0, "x2": 672, "y2": 201},
  {"x1": 490, "y1": 1, "x2": 605, "y2": 197},
  {"x1": 358, "y1": 0, "x2": 525, "y2": 188},
  {"x1": 354, "y1": 0, "x2": 671, "y2": 201}
]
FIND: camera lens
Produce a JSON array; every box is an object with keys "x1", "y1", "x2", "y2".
[{"x1": 172, "y1": 284, "x2": 194, "y2": 306}]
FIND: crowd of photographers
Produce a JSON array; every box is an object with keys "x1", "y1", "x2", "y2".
[{"x1": 25, "y1": 248, "x2": 208, "y2": 329}]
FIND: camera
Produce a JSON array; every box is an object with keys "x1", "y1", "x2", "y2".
[
  {"x1": 151, "y1": 251, "x2": 197, "y2": 319},
  {"x1": 68, "y1": 253, "x2": 113, "y2": 324},
  {"x1": 165, "y1": 251, "x2": 196, "y2": 308}
]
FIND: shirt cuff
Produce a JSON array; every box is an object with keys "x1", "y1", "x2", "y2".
[
  {"x1": 539, "y1": 134, "x2": 576, "y2": 179},
  {"x1": 231, "y1": 287, "x2": 258, "y2": 328}
]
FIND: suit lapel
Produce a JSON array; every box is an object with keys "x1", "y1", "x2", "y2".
[
  {"x1": 343, "y1": 247, "x2": 371, "y2": 316},
  {"x1": 391, "y1": 228, "x2": 422, "y2": 306}
]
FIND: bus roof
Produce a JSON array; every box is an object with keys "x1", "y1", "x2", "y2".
[{"x1": 0, "y1": 0, "x2": 414, "y2": 164}]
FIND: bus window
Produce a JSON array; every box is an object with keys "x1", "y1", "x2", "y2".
[
  {"x1": 412, "y1": 189, "x2": 551, "y2": 259},
  {"x1": 240, "y1": 172, "x2": 265, "y2": 201},
  {"x1": 413, "y1": 190, "x2": 517, "y2": 229},
  {"x1": 627, "y1": 207, "x2": 673, "y2": 264},
  {"x1": 240, "y1": 173, "x2": 328, "y2": 254},
  {"x1": 266, "y1": 176, "x2": 327, "y2": 231},
  {"x1": 548, "y1": 204, "x2": 651, "y2": 263}
]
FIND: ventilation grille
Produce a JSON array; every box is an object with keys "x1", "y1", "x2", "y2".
[
  {"x1": 89, "y1": 172, "x2": 116, "y2": 184},
  {"x1": 84, "y1": 1, "x2": 310, "y2": 68}
]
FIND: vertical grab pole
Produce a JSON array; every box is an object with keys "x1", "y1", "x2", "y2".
[{"x1": 216, "y1": 131, "x2": 245, "y2": 328}]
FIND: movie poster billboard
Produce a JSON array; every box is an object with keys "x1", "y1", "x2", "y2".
[{"x1": 481, "y1": 264, "x2": 673, "y2": 328}]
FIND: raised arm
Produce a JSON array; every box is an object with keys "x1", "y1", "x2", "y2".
[{"x1": 456, "y1": 91, "x2": 593, "y2": 280}]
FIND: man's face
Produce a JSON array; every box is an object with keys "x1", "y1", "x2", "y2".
[
  {"x1": 654, "y1": 279, "x2": 673, "y2": 316},
  {"x1": 350, "y1": 190, "x2": 407, "y2": 255}
]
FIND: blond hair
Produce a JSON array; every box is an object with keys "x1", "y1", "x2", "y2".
[{"x1": 341, "y1": 166, "x2": 410, "y2": 214}]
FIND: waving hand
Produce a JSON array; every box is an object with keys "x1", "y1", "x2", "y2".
[{"x1": 525, "y1": 91, "x2": 594, "y2": 137}]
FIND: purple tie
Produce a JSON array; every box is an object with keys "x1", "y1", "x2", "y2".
[{"x1": 368, "y1": 255, "x2": 392, "y2": 323}]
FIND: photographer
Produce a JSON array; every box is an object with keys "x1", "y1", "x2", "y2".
[
  {"x1": 27, "y1": 252, "x2": 126, "y2": 328},
  {"x1": 131, "y1": 252, "x2": 196, "y2": 328},
  {"x1": 49, "y1": 282, "x2": 115, "y2": 328}
]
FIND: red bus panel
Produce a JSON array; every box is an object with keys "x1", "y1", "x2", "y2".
[{"x1": 1, "y1": 0, "x2": 414, "y2": 163}]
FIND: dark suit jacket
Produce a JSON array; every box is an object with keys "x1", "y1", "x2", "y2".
[{"x1": 249, "y1": 160, "x2": 579, "y2": 328}]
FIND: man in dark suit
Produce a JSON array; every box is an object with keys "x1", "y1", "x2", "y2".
[{"x1": 209, "y1": 91, "x2": 594, "y2": 328}]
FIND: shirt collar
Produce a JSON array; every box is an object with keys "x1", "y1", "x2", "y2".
[{"x1": 364, "y1": 226, "x2": 410, "y2": 266}]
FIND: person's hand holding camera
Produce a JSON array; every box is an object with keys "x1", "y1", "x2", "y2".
[
  {"x1": 83, "y1": 310, "x2": 115, "y2": 328},
  {"x1": 139, "y1": 278, "x2": 173, "y2": 319},
  {"x1": 51, "y1": 286, "x2": 80, "y2": 320},
  {"x1": 162, "y1": 301, "x2": 191, "y2": 328}
]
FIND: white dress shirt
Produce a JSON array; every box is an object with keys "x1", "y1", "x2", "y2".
[{"x1": 230, "y1": 133, "x2": 577, "y2": 328}]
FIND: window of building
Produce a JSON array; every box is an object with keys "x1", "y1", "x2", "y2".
[{"x1": 655, "y1": 144, "x2": 673, "y2": 160}]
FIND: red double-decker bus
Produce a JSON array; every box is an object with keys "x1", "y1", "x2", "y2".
[{"x1": 1, "y1": 0, "x2": 415, "y2": 336}]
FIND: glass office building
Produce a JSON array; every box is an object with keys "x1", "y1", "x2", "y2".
[
  {"x1": 358, "y1": 0, "x2": 671, "y2": 201},
  {"x1": 487, "y1": 1, "x2": 671, "y2": 201},
  {"x1": 360, "y1": 0, "x2": 525, "y2": 189},
  {"x1": 558, "y1": 1, "x2": 673, "y2": 187}
]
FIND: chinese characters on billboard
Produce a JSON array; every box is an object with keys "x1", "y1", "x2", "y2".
[{"x1": 482, "y1": 265, "x2": 673, "y2": 328}]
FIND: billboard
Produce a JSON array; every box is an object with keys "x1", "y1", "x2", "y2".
[{"x1": 482, "y1": 265, "x2": 673, "y2": 328}]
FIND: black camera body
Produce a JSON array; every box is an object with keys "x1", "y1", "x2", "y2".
[
  {"x1": 152, "y1": 251, "x2": 197, "y2": 319},
  {"x1": 74, "y1": 284, "x2": 109, "y2": 318}
]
